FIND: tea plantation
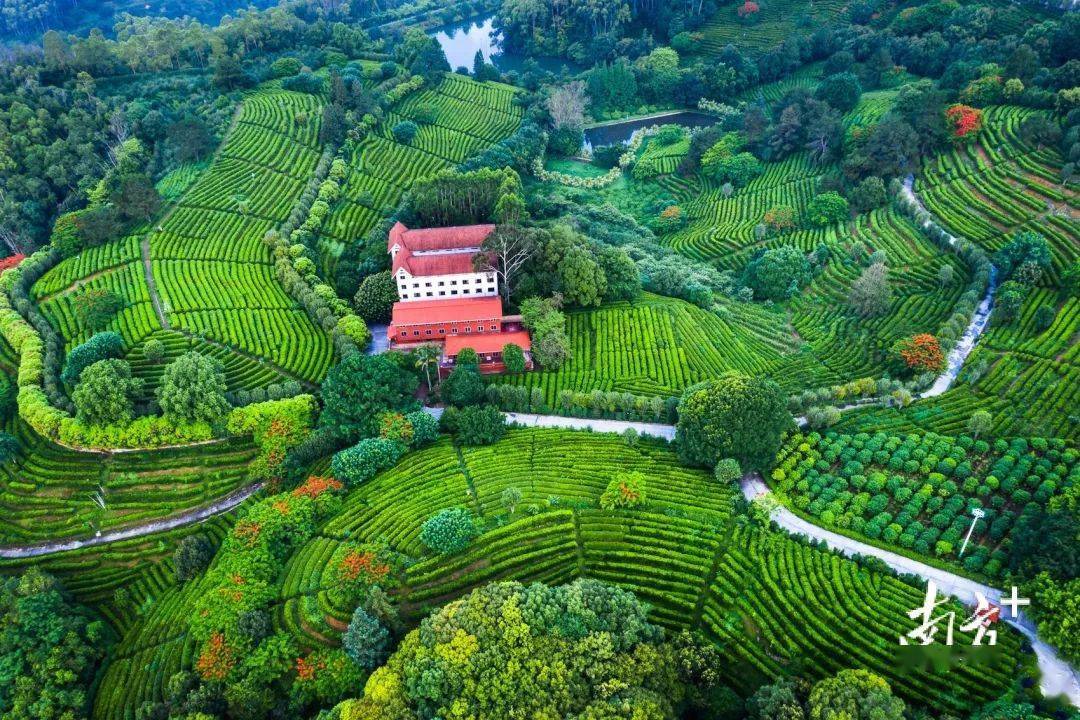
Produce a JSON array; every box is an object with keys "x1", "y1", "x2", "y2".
[{"x1": 89, "y1": 429, "x2": 1027, "y2": 719}]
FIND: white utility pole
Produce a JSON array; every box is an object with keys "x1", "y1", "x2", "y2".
[{"x1": 958, "y1": 508, "x2": 986, "y2": 558}]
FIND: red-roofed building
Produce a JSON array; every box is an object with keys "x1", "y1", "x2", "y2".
[
  {"x1": 386, "y1": 224, "x2": 531, "y2": 376},
  {"x1": 388, "y1": 222, "x2": 499, "y2": 302}
]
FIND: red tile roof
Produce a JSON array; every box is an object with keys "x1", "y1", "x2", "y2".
[
  {"x1": 399, "y1": 252, "x2": 483, "y2": 276},
  {"x1": 388, "y1": 222, "x2": 496, "y2": 253},
  {"x1": 390, "y1": 296, "x2": 504, "y2": 327},
  {"x1": 388, "y1": 222, "x2": 497, "y2": 277},
  {"x1": 445, "y1": 330, "x2": 531, "y2": 356}
]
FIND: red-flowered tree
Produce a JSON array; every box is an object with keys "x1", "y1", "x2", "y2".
[
  {"x1": 891, "y1": 334, "x2": 946, "y2": 375},
  {"x1": 945, "y1": 105, "x2": 983, "y2": 141},
  {"x1": 737, "y1": 0, "x2": 761, "y2": 22}
]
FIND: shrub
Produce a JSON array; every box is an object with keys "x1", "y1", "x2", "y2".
[
  {"x1": 599, "y1": 471, "x2": 646, "y2": 510},
  {"x1": 143, "y1": 338, "x2": 165, "y2": 364},
  {"x1": 454, "y1": 405, "x2": 506, "y2": 446},
  {"x1": 420, "y1": 508, "x2": 477, "y2": 555},
  {"x1": 405, "y1": 410, "x2": 440, "y2": 446},
  {"x1": 331, "y1": 438, "x2": 406, "y2": 486},
  {"x1": 174, "y1": 534, "x2": 215, "y2": 582},
  {"x1": 270, "y1": 56, "x2": 302, "y2": 78},
  {"x1": 714, "y1": 457, "x2": 742, "y2": 484}
]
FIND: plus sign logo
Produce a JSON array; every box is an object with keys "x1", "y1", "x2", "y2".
[{"x1": 1000, "y1": 586, "x2": 1030, "y2": 619}]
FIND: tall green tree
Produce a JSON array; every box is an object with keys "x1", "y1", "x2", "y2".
[
  {"x1": 676, "y1": 372, "x2": 792, "y2": 470},
  {"x1": 319, "y1": 353, "x2": 418, "y2": 440},
  {"x1": 745, "y1": 246, "x2": 812, "y2": 301},
  {"x1": 72, "y1": 359, "x2": 143, "y2": 426},
  {"x1": 333, "y1": 579, "x2": 682, "y2": 718},
  {"x1": 808, "y1": 670, "x2": 905, "y2": 720},
  {"x1": 0, "y1": 569, "x2": 106, "y2": 720},
  {"x1": 157, "y1": 351, "x2": 230, "y2": 425}
]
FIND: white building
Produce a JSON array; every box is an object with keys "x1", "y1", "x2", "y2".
[{"x1": 387, "y1": 222, "x2": 499, "y2": 301}]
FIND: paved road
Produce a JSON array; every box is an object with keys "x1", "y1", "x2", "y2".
[
  {"x1": 0, "y1": 483, "x2": 262, "y2": 559},
  {"x1": 741, "y1": 474, "x2": 1080, "y2": 706},
  {"x1": 421, "y1": 406, "x2": 677, "y2": 440}
]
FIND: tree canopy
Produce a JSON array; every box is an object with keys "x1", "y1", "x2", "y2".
[
  {"x1": 676, "y1": 372, "x2": 792, "y2": 471},
  {"x1": 335, "y1": 579, "x2": 685, "y2": 719}
]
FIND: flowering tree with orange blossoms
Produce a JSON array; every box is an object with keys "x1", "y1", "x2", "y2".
[
  {"x1": 195, "y1": 632, "x2": 235, "y2": 681},
  {"x1": 600, "y1": 471, "x2": 647, "y2": 510},
  {"x1": 945, "y1": 104, "x2": 983, "y2": 141},
  {"x1": 737, "y1": 0, "x2": 761, "y2": 21},
  {"x1": 891, "y1": 334, "x2": 946, "y2": 374},
  {"x1": 763, "y1": 204, "x2": 796, "y2": 231},
  {"x1": 328, "y1": 541, "x2": 402, "y2": 606},
  {"x1": 293, "y1": 649, "x2": 364, "y2": 707},
  {"x1": 292, "y1": 475, "x2": 343, "y2": 499}
]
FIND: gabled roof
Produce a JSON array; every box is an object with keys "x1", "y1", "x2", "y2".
[
  {"x1": 388, "y1": 222, "x2": 496, "y2": 253},
  {"x1": 396, "y1": 252, "x2": 487, "y2": 277},
  {"x1": 388, "y1": 222, "x2": 497, "y2": 277},
  {"x1": 390, "y1": 296, "x2": 504, "y2": 326},
  {"x1": 444, "y1": 330, "x2": 531, "y2": 356}
]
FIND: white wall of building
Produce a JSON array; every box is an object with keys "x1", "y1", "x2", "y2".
[{"x1": 396, "y1": 269, "x2": 499, "y2": 301}]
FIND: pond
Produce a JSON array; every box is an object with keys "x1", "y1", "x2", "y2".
[
  {"x1": 430, "y1": 16, "x2": 577, "y2": 75},
  {"x1": 583, "y1": 110, "x2": 720, "y2": 151}
]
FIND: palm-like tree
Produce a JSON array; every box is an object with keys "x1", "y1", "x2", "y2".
[{"x1": 414, "y1": 343, "x2": 442, "y2": 393}]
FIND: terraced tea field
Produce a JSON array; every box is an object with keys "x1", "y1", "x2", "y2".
[
  {"x1": 0, "y1": 418, "x2": 257, "y2": 546},
  {"x1": 90, "y1": 429, "x2": 1027, "y2": 719},
  {"x1": 319, "y1": 74, "x2": 523, "y2": 276},
  {"x1": 695, "y1": 0, "x2": 848, "y2": 56},
  {"x1": 491, "y1": 293, "x2": 803, "y2": 400},
  {"x1": 916, "y1": 106, "x2": 1078, "y2": 282},
  {"x1": 837, "y1": 288, "x2": 1080, "y2": 441},
  {"x1": 31, "y1": 87, "x2": 336, "y2": 390}
]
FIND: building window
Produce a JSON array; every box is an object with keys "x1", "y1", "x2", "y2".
[
  {"x1": 463, "y1": 289, "x2": 470, "y2": 294},
  {"x1": 438, "y1": 281, "x2": 444, "y2": 286},
  {"x1": 425, "y1": 330, "x2": 432, "y2": 335},
  {"x1": 451, "y1": 280, "x2": 458, "y2": 285},
  {"x1": 465, "y1": 327, "x2": 471, "y2": 333},
  {"x1": 438, "y1": 291, "x2": 445, "y2": 296},
  {"x1": 425, "y1": 282, "x2": 432, "y2": 288},
  {"x1": 451, "y1": 327, "x2": 458, "y2": 334},
  {"x1": 438, "y1": 329, "x2": 445, "y2": 334},
  {"x1": 399, "y1": 330, "x2": 406, "y2": 336},
  {"x1": 461, "y1": 278, "x2": 469, "y2": 284},
  {"x1": 450, "y1": 290, "x2": 458, "y2": 295},
  {"x1": 426, "y1": 292, "x2": 433, "y2": 297},
  {"x1": 413, "y1": 330, "x2": 420, "y2": 336},
  {"x1": 490, "y1": 324, "x2": 497, "y2": 330}
]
